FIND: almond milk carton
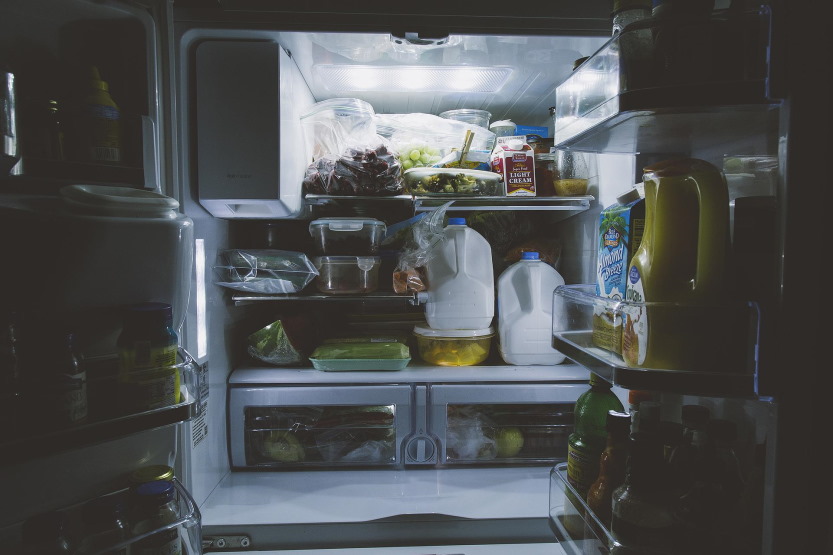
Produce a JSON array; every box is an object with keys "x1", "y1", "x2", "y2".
[{"x1": 490, "y1": 135, "x2": 536, "y2": 196}]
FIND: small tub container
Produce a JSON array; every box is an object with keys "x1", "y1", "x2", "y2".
[
  {"x1": 413, "y1": 325, "x2": 495, "y2": 366},
  {"x1": 309, "y1": 217, "x2": 386, "y2": 255},
  {"x1": 313, "y1": 256, "x2": 381, "y2": 295},
  {"x1": 439, "y1": 109, "x2": 491, "y2": 130}
]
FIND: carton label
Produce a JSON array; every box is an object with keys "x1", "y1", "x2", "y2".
[{"x1": 491, "y1": 135, "x2": 536, "y2": 196}]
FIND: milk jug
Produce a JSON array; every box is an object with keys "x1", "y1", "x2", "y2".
[
  {"x1": 498, "y1": 252, "x2": 567, "y2": 365},
  {"x1": 623, "y1": 158, "x2": 735, "y2": 371},
  {"x1": 424, "y1": 217, "x2": 494, "y2": 330}
]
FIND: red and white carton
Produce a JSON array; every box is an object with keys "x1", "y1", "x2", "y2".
[{"x1": 490, "y1": 135, "x2": 536, "y2": 196}]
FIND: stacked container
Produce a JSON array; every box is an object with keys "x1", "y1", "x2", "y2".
[
  {"x1": 414, "y1": 217, "x2": 495, "y2": 366},
  {"x1": 308, "y1": 217, "x2": 385, "y2": 295}
]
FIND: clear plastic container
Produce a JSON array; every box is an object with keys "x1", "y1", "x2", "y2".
[
  {"x1": 300, "y1": 98, "x2": 376, "y2": 162},
  {"x1": 413, "y1": 325, "x2": 494, "y2": 366},
  {"x1": 312, "y1": 256, "x2": 381, "y2": 295},
  {"x1": 439, "y1": 109, "x2": 491, "y2": 130},
  {"x1": 403, "y1": 167, "x2": 503, "y2": 196},
  {"x1": 309, "y1": 217, "x2": 386, "y2": 255}
]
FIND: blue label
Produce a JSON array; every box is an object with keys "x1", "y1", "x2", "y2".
[{"x1": 629, "y1": 265, "x2": 641, "y2": 284}]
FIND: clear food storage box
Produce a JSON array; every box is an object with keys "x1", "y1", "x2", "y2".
[
  {"x1": 312, "y1": 255, "x2": 381, "y2": 295},
  {"x1": 413, "y1": 325, "x2": 494, "y2": 366},
  {"x1": 403, "y1": 167, "x2": 503, "y2": 196},
  {"x1": 309, "y1": 341, "x2": 411, "y2": 371},
  {"x1": 309, "y1": 217, "x2": 386, "y2": 255},
  {"x1": 551, "y1": 284, "x2": 760, "y2": 396}
]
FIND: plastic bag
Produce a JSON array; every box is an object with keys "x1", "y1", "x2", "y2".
[
  {"x1": 302, "y1": 142, "x2": 404, "y2": 196},
  {"x1": 375, "y1": 113, "x2": 496, "y2": 171},
  {"x1": 247, "y1": 316, "x2": 314, "y2": 366},
  {"x1": 300, "y1": 98, "x2": 378, "y2": 163},
  {"x1": 214, "y1": 250, "x2": 318, "y2": 294},
  {"x1": 391, "y1": 202, "x2": 453, "y2": 294},
  {"x1": 446, "y1": 406, "x2": 497, "y2": 461}
]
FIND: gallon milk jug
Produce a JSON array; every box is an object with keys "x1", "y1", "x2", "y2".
[
  {"x1": 424, "y1": 217, "x2": 494, "y2": 330},
  {"x1": 498, "y1": 251, "x2": 567, "y2": 365},
  {"x1": 623, "y1": 158, "x2": 739, "y2": 372}
]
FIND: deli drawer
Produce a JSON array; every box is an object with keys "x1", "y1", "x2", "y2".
[
  {"x1": 228, "y1": 384, "x2": 413, "y2": 469},
  {"x1": 428, "y1": 384, "x2": 584, "y2": 466}
]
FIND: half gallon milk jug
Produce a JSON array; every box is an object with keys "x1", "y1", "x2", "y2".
[
  {"x1": 498, "y1": 252, "x2": 567, "y2": 365},
  {"x1": 424, "y1": 217, "x2": 494, "y2": 330},
  {"x1": 623, "y1": 158, "x2": 738, "y2": 372}
]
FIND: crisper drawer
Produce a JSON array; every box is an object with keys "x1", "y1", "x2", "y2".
[
  {"x1": 429, "y1": 384, "x2": 584, "y2": 466},
  {"x1": 228, "y1": 385, "x2": 413, "y2": 469}
]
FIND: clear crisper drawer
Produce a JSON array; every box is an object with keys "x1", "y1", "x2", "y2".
[
  {"x1": 552, "y1": 285, "x2": 759, "y2": 397},
  {"x1": 552, "y1": 6, "x2": 772, "y2": 148},
  {"x1": 228, "y1": 385, "x2": 413, "y2": 469},
  {"x1": 429, "y1": 384, "x2": 584, "y2": 466},
  {"x1": 2, "y1": 478, "x2": 200, "y2": 555}
]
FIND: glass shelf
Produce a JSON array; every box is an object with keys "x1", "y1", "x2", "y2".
[
  {"x1": 0, "y1": 348, "x2": 203, "y2": 465},
  {"x1": 304, "y1": 194, "x2": 593, "y2": 214},
  {"x1": 232, "y1": 291, "x2": 419, "y2": 306},
  {"x1": 552, "y1": 285, "x2": 759, "y2": 398}
]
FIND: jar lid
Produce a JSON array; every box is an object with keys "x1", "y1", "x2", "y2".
[
  {"x1": 130, "y1": 464, "x2": 175, "y2": 484},
  {"x1": 134, "y1": 480, "x2": 176, "y2": 504},
  {"x1": 309, "y1": 217, "x2": 386, "y2": 232},
  {"x1": 313, "y1": 256, "x2": 380, "y2": 269},
  {"x1": 413, "y1": 325, "x2": 495, "y2": 338}
]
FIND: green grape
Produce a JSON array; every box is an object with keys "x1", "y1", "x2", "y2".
[
  {"x1": 409, "y1": 149, "x2": 421, "y2": 161},
  {"x1": 402, "y1": 159, "x2": 414, "y2": 170},
  {"x1": 420, "y1": 153, "x2": 432, "y2": 164}
]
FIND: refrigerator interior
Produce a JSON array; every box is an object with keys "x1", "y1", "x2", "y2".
[{"x1": 1, "y1": 0, "x2": 812, "y2": 552}]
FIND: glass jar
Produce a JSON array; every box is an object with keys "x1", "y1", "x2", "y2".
[
  {"x1": 130, "y1": 480, "x2": 182, "y2": 555},
  {"x1": 117, "y1": 302, "x2": 179, "y2": 413}
]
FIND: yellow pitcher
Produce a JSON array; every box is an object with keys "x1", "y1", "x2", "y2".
[{"x1": 622, "y1": 158, "x2": 744, "y2": 372}]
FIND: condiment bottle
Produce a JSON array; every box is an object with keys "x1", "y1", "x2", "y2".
[
  {"x1": 567, "y1": 373, "x2": 625, "y2": 500},
  {"x1": 130, "y1": 480, "x2": 183, "y2": 555},
  {"x1": 29, "y1": 330, "x2": 89, "y2": 428},
  {"x1": 586, "y1": 410, "x2": 631, "y2": 526},
  {"x1": 74, "y1": 65, "x2": 122, "y2": 164},
  {"x1": 118, "y1": 302, "x2": 180, "y2": 414}
]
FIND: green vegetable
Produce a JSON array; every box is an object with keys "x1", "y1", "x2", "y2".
[
  {"x1": 261, "y1": 431, "x2": 305, "y2": 462},
  {"x1": 310, "y1": 342, "x2": 410, "y2": 360}
]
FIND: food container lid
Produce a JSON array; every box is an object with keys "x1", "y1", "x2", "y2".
[
  {"x1": 490, "y1": 119, "x2": 515, "y2": 129},
  {"x1": 413, "y1": 325, "x2": 495, "y2": 338},
  {"x1": 403, "y1": 167, "x2": 502, "y2": 185},
  {"x1": 314, "y1": 256, "x2": 381, "y2": 270},
  {"x1": 309, "y1": 217, "x2": 386, "y2": 233},
  {"x1": 439, "y1": 109, "x2": 492, "y2": 123}
]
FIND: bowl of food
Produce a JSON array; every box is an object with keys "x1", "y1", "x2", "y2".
[{"x1": 403, "y1": 167, "x2": 503, "y2": 196}]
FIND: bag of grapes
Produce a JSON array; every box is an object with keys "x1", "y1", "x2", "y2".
[
  {"x1": 376, "y1": 113, "x2": 495, "y2": 171},
  {"x1": 302, "y1": 140, "x2": 404, "y2": 196}
]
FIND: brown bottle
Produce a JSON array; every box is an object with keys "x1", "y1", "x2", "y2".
[{"x1": 586, "y1": 410, "x2": 631, "y2": 526}]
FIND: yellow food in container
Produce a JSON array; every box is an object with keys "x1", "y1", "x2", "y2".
[{"x1": 413, "y1": 325, "x2": 494, "y2": 366}]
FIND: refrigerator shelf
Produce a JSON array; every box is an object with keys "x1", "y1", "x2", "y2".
[
  {"x1": 0, "y1": 348, "x2": 203, "y2": 465},
  {"x1": 232, "y1": 291, "x2": 420, "y2": 305},
  {"x1": 304, "y1": 194, "x2": 594, "y2": 213},
  {"x1": 552, "y1": 285, "x2": 759, "y2": 398}
]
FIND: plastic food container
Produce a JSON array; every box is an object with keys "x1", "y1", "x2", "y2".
[
  {"x1": 439, "y1": 109, "x2": 491, "y2": 130},
  {"x1": 309, "y1": 341, "x2": 411, "y2": 371},
  {"x1": 309, "y1": 217, "x2": 386, "y2": 255},
  {"x1": 313, "y1": 256, "x2": 381, "y2": 295},
  {"x1": 403, "y1": 167, "x2": 503, "y2": 196},
  {"x1": 413, "y1": 325, "x2": 495, "y2": 366}
]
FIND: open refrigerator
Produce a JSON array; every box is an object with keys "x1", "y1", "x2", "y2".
[{"x1": 0, "y1": 0, "x2": 827, "y2": 554}]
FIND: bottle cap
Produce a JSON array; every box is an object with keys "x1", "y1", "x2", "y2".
[
  {"x1": 588, "y1": 373, "x2": 612, "y2": 387},
  {"x1": 607, "y1": 410, "x2": 631, "y2": 434},
  {"x1": 521, "y1": 251, "x2": 540, "y2": 260},
  {"x1": 627, "y1": 389, "x2": 655, "y2": 406},
  {"x1": 447, "y1": 217, "x2": 466, "y2": 226}
]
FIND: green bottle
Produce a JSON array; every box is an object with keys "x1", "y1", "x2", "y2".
[{"x1": 567, "y1": 373, "x2": 625, "y2": 500}]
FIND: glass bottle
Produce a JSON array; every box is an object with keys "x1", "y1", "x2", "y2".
[
  {"x1": 117, "y1": 302, "x2": 180, "y2": 414},
  {"x1": 31, "y1": 330, "x2": 88, "y2": 428},
  {"x1": 20, "y1": 510, "x2": 74, "y2": 555},
  {"x1": 77, "y1": 495, "x2": 129, "y2": 555},
  {"x1": 567, "y1": 373, "x2": 625, "y2": 500},
  {"x1": 130, "y1": 480, "x2": 183, "y2": 555},
  {"x1": 610, "y1": 428, "x2": 675, "y2": 552},
  {"x1": 586, "y1": 410, "x2": 631, "y2": 526}
]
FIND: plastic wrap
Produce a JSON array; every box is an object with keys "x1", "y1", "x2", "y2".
[
  {"x1": 214, "y1": 250, "x2": 318, "y2": 294},
  {"x1": 392, "y1": 202, "x2": 453, "y2": 294},
  {"x1": 446, "y1": 406, "x2": 497, "y2": 461},
  {"x1": 302, "y1": 143, "x2": 403, "y2": 196}
]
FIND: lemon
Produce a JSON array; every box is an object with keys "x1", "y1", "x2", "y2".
[{"x1": 495, "y1": 427, "x2": 524, "y2": 458}]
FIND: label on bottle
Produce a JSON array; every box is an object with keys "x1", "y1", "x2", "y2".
[
  {"x1": 119, "y1": 344, "x2": 179, "y2": 411},
  {"x1": 567, "y1": 442, "x2": 600, "y2": 498},
  {"x1": 46, "y1": 371, "x2": 88, "y2": 424},
  {"x1": 83, "y1": 103, "x2": 121, "y2": 163},
  {"x1": 623, "y1": 265, "x2": 647, "y2": 366}
]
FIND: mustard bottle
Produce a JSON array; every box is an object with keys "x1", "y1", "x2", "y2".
[
  {"x1": 78, "y1": 66, "x2": 122, "y2": 163},
  {"x1": 622, "y1": 158, "x2": 737, "y2": 371}
]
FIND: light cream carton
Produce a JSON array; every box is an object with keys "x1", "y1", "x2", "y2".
[{"x1": 490, "y1": 135, "x2": 536, "y2": 196}]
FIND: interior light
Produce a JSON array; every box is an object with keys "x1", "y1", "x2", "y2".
[{"x1": 313, "y1": 65, "x2": 513, "y2": 93}]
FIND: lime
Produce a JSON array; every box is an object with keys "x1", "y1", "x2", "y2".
[{"x1": 495, "y1": 427, "x2": 524, "y2": 458}]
